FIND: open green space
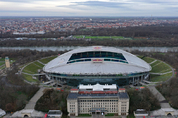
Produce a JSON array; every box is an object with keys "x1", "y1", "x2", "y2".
[
  {"x1": 22, "y1": 56, "x2": 57, "y2": 82},
  {"x1": 0, "y1": 65, "x2": 5, "y2": 70},
  {"x1": 33, "y1": 61, "x2": 44, "y2": 67},
  {"x1": 151, "y1": 61, "x2": 172, "y2": 73},
  {"x1": 39, "y1": 56, "x2": 58, "y2": 64},
  {"x1": 139, "y1": 56, "x2": 173, "y2": 82},
  {"x1": 23, "y1": 63, "x2": 42, "y2": 74},
  {"x1": 0, "y1": 62, "x2": 4, "y2": 66},
  {"x1": 22, "y1": 73, "x2": 38, "y2": 82},
  {"x1": 0, "y1": 58, "x2": 5, "y2": 61},
  {"x1": 141, "y1": 57, "x2": 155, "y2": 63},
  {"x1": 23, "y1": 56, "x2": 57, "y2": 74},
  {"x1": 150, "y1": 72, "x2": 173, "y2": 82},
  {"x1": 73, "y1": 35, "x2": 132, "y2": 40}
]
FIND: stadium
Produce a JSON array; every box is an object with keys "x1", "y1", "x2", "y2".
[{"x1": 43, "y1": 46, "x2": 151, "y2": 86}]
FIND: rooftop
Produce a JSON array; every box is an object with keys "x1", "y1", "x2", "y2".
[
  {"x1": 67, "y1": 92, "x2": 129, "y2": 99},
  {"x1": 43, "y1": 46, "x2": 151, "y2": 75},
  {"x1": 79, "y1": 83, "x2": 117, "y2": 91}
]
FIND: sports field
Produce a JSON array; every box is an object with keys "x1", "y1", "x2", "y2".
[
  {"x1": 73, "y1": 35, "x2": 132, "y2": 40},
  {"x1": 139, "y1": 56, "x2": 173, "y2": 82}
]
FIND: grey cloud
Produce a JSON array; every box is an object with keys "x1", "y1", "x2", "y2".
[
  {"x1": 0, "y1": 0, "x2": 53, "y2": 3},
  {"x1": 71, "y1": 1, "x2": 127, "y2": 8},
  {"x1": 128, "y1": 0, "x2": 178, "y2": 5}
]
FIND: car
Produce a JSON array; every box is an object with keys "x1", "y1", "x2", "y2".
[
  {"x1": 0, "y1": 109, "x2": 6, "y2": 117},
  {"x1": 47, "y1": 110, "x2": 62, "y2": 118}
]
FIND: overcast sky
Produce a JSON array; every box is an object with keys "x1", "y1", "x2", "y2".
[{"x1": 0, "y1": 0, "x2": 178, "y2": 16}]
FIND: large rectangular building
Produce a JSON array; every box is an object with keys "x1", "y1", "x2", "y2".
[{"x1": 67, "y1": 84, "x2": 129, "y2": 116}]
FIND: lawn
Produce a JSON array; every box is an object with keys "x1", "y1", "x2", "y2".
[
  {"x1": 0, "y1": 62, "x2": 4, "y2": 66},
  {"x1": 0, "y1": 58, "x2": 5, "y2": 61},
  {"x1": 150, "y1": 72, "x2": 173, "y2": 82},
  {"x1": 33, "y1": 61, "x2": 44, "y2": 67},
  {"x1": 150, "y1": 60, "x2": 160, "y2": 66},
  {"x1": 141, "y1": 57, "x2": 155, "y2": 63},
  {"x1": 23, "y1": 63, "x2": 42, "y2": 74},
  {"x1": 0, "y1": 65, "x2": 5, "y2": 70},
  {"x1": 23, "y1": 56, "x2": 57, "y2": 74},
  {"x1": 22, "y1": 56, "x2": 57, "y2": 82},
  {"x1": 39, "y1": 56, "x2": 57, "y2": 64},
  {"x1": 151, "y1": 61, "x2": 172, "y2": 73},
  {"x1": 22, "y1": 73, "x2": 38, "y2": 82},
  {"x1": 138, "y1": 56, "x2": 173, "y2": 82}
]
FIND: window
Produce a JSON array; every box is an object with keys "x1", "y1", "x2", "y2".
[{"x1": 68, "y1": 51, "x2": 127, "y2": 64}]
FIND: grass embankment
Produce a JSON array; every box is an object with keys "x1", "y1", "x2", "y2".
[
  {"x1": 39, "y1": 56, "x2": 57, "y2": 64},
  {"x1": 22, "y1": 56, "x2": 57, "y2": 82},
  {"x1": 139, "y1": 56, "x2": 173, "y2": 82},
  {"x1": 22, "y1": 74, "x2": 38, "y2": 82}
]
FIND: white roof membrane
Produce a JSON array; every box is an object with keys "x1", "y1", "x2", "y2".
[{"x1": 43, "y1": 46, "x2": 151, "y2": 74}]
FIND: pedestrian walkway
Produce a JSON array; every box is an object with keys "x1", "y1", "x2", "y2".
[
  {"x1": 148, "y1": 86, "x2": 178, "y2": 117},
  {"x1": 25, "y1": 87, "x2": 45, "y2": 109},
  {"x1": 37, "y1": 60, "x2": 45, "y2": 65},
  {"x1": 148, "y1": 86, "x2": 171, "y2": 108},
  {"x1": 149, "y1": 60, "x2": 157, "y2": 64}
]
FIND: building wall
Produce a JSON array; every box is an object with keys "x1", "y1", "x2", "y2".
[
  {"x1": 67, "y1": 97, "x2": 129, "y2": 116},
  {"x1": 118, "y1": 98, "x2": 129, "y2": 116},
  {"x1": 67, "y1": 99, "x2": 78, "y2": 116},
  {"x1": 48, "y1": 72, "x2": 149, "y2": 86}
]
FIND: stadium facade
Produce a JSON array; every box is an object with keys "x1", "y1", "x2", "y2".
[{"x1": 43, "y1": 46, "x2": 151, "y2": 86}]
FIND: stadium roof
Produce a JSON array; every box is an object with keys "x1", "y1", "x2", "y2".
[{"x1": 43, "y1": 46, "x2": 151, "y2": 75}]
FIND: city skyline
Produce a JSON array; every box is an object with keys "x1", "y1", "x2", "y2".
[{"x1": 0, "y1": 0, "x2": 178, "y2": 16}]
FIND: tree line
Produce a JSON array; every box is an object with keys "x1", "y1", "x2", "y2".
[
  {"x1": 73, "y1": 24, "x2": 178, "y2": 40},
  {"x1": 2, "y1": 39, "x2": 178, "y2": 47}
]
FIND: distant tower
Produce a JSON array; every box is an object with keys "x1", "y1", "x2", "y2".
[{"x1": 5, "y1": 56, "x2": 10, "y2": 68}]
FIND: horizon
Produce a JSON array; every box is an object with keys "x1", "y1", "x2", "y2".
[{"x1": 1, "y1": 16, "x2": 178, "y2": 18}]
